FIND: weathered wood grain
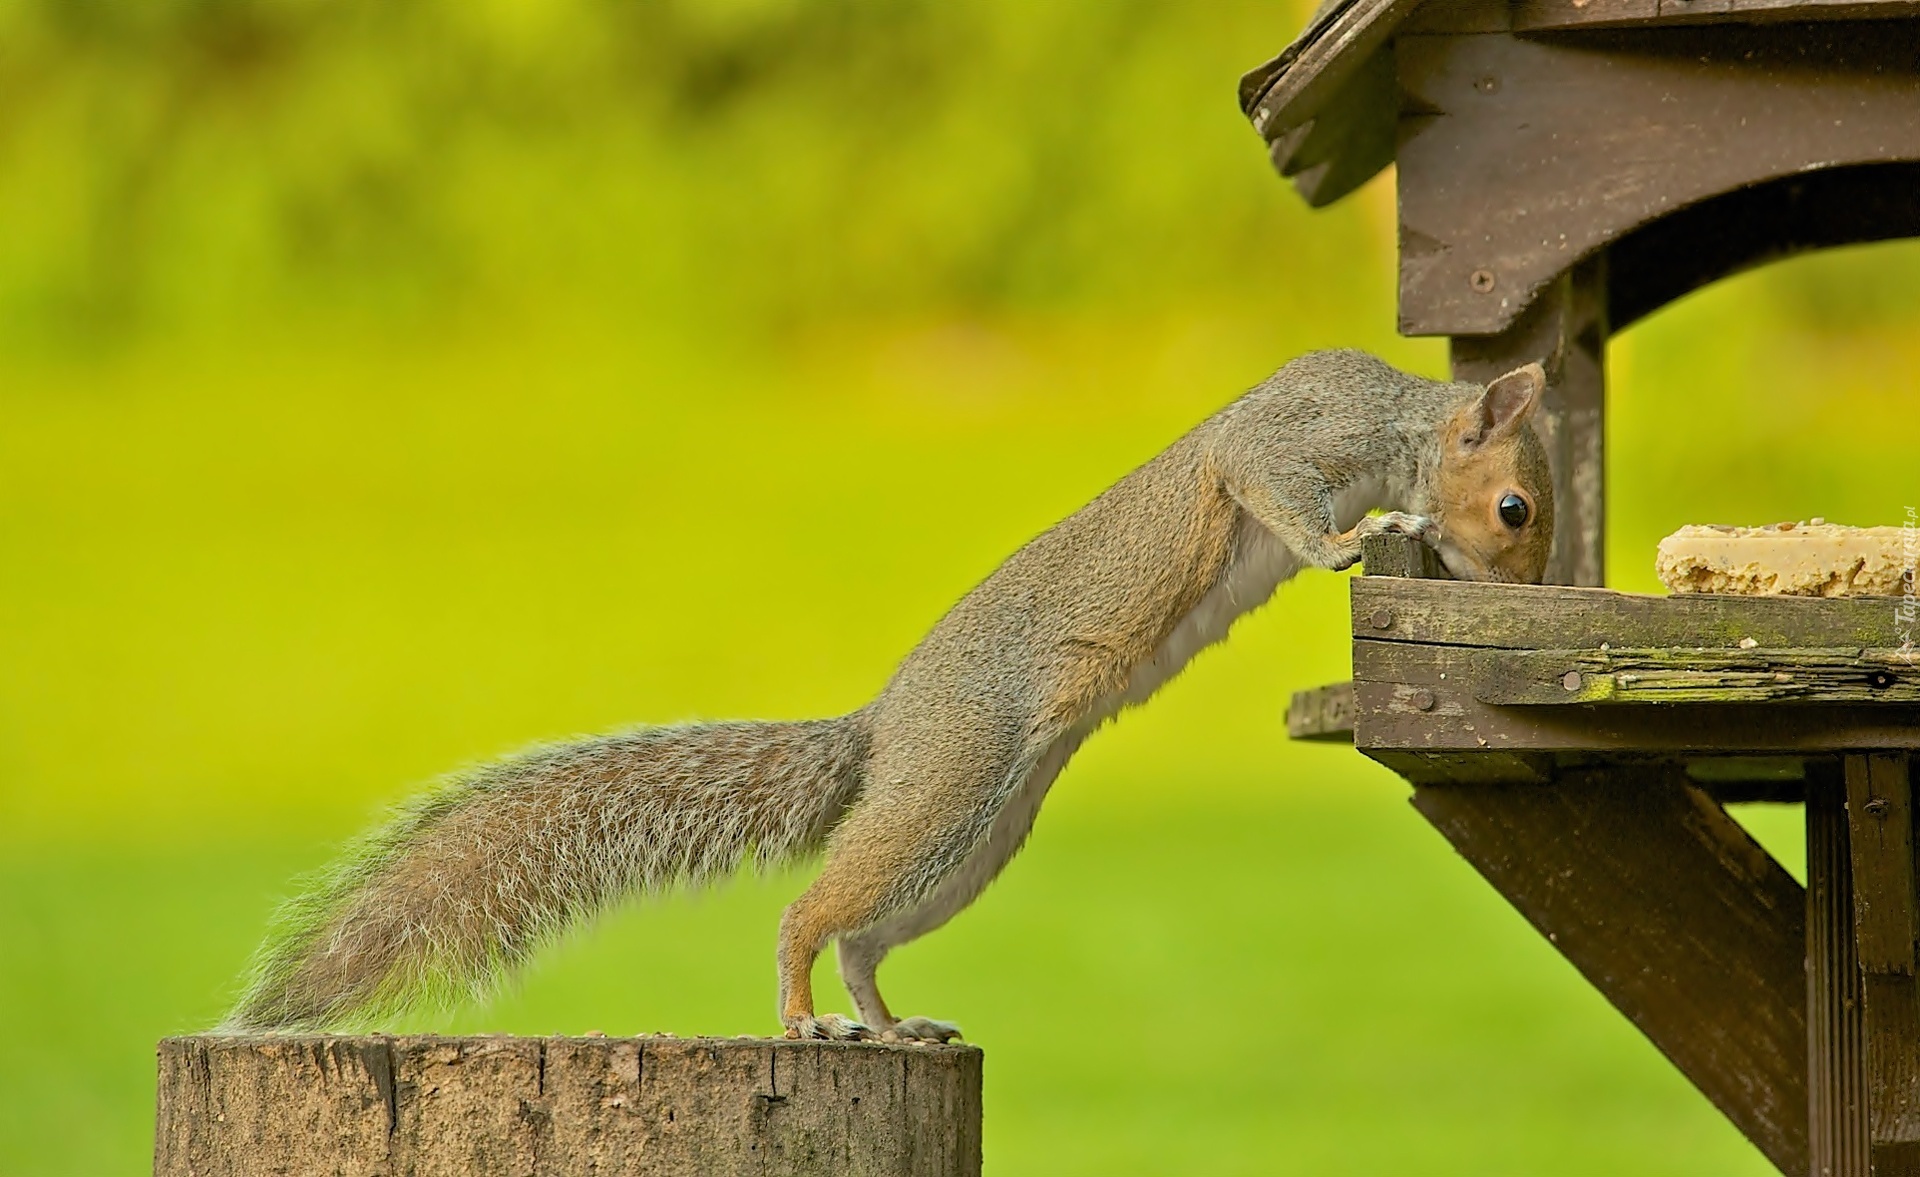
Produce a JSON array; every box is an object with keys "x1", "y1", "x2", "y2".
[
  {"x1": 1241, "y1": 0, "x2": 1423, "y2": 140},
  {"x1": 1367, "y1": 748, "x2": 1553, "y2": 785},
  {"x1": 1350, "y1": 577, "x2": 1905, "y2": 650},
  {"x1": 1396, "y1": 26, "x2": 1920, "y2": 336},
  {"x1": 1286, "y1": 680, "x2": 1355, "y2": 741},
  {"x1": 1354, "y1": 641, "x2": 1920, "y2": 753},
  {"x1": 1844, "y1": 754, "x2": 1917, "y2": 978},
  {"x1": 1359, "y1": 532, "x2": 1449, "y2": 580},
  {"x1": 1473, "y1": 647, "x2": 1920, "y2": 706},
  {"x1": 1838, "y1": 754, "x2": 1920, "y2": 1172},
  {"x1": 1516, "y1": 0, "x2": 1920, "y2": 29},
  {"x1": 154, "y1": 1036, "x2": 982, "y2": 1177},
  {"x1": 1808, "y1": 765, "x2": 1872, "y2": 1177},
  {"x1": 1412, "y1": 767, "x2": 1808, "y2": 1176},
  {"x1": 1512, "y1": 0, "x2": 1659, "y2": 26}
]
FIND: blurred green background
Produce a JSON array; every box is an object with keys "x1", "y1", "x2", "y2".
[{"x1": 3, "y1": 1, "x2": 1916, "y2": 1173}]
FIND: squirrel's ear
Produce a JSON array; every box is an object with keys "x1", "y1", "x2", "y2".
[{"x1": 1463, "y1": 362, "x2": 1546, "y2": 448}]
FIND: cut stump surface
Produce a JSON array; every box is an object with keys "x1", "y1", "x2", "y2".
[{"x1": 155, "y1": 1034, "x2": 982, "y2": 1177}]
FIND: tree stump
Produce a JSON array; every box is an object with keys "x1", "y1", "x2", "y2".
[{"x1": 155, "y1": 1035, "x2": 983, "y2": 1177}]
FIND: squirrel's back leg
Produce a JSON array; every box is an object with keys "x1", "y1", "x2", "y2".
[{"x1": 778, "y1": 724, "x2": 1067, "y2": 1041}]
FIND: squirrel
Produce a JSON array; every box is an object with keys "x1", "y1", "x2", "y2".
[{"x1": 222, "y1": 348, "x2": 1554, "y2": 1042}]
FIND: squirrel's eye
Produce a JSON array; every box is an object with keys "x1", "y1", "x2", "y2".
[{"x1": 1498, "y1": 493, "x2": 1529, "y2": 529}]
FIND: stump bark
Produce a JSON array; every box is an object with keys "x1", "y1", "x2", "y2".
[{"x1": 155, "y1": 1035, "x2": 982, "y2": 1177}]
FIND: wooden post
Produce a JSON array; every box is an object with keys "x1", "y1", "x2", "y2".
[
  {"x1": 1359, "y1": 532, "x2": 1449, "y2": 580},
  {"x1": 1810, "y1": 762, "x2": 1871, "y2": 1177},
  {"x1": 1845, "y1": 753, "x2": 1920, "y2": 1175},
  {"x1": 154, "y1": 1035, "x2": 983, "y2": 1177},
  {"x1": 1450, "y1": 255, "x2": 1609, "y2": 588}
]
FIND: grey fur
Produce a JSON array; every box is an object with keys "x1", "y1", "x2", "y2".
[
  {"x1": 222, "y1": 349, "x2": 1551, "y2": 1037},
  {"x1": 223, "y1": 716, "x2": 871, "y2": 1031}
]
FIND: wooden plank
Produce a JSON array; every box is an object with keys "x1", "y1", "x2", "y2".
[
  {"x1": 1360, "y1": 531, "x2": 1449, "y2": 579},
  {"x1": 1516, "y1": 0, "x2": 1920, "y2": 29},
  {"x1": 1410, "y1": 767, "x2": 1807, "y2": 1175},
  {"x1": 1395, "y1": 26, "x2": 1920, "y2": 336},
  {"x1": 1474, "y1": 647, "x2": 1920, "y2": 706},
  {"x1": 1374, "y1": 752, "x2": 1804, "y2": 798},
  {"x1": 1514, "y1": 0, "x2": 1660, "y2": 26},
  {"x1": 1845, "y1": 754, "x2": 1916, "y2": 976},
  {"x1": 1287, "y1": 680, "x2": 1356, "y2": 741},
  {"x1": 1368, "y1": 748, "x2": 1553, "y2": 784},
  {"x1": 1452, "y1": 256, "x2": 1607, "y2": 586},
  {"x1": 1398, "y1": 0, "x2": 1513, "y2": 33},
  {"x1": 1242, "y1": 0, "x2": 1424, "y2": 139},
  {"x1": 1350, "y1": 577, "x2": 1905, "y2": 650},
  {"x1": 1863, "y1": 971, "x2": 1920, "y2": 1170},
  {"x1": 155, "y1": 1036, "x2": 984, "y2": 1177},
  {"x1": 1848, "y1": 755, "x2": 1920, "y2": 1169},
  {"x1": 1808, "y1": 764, "x2": 1871, "y2": 1177},
  {"x1": 1268, "y1": 47, "x2": 1402, "y2": 207},
  {"x1": 1353, "y1": 641, "x2": 1920, "y2": 753}
]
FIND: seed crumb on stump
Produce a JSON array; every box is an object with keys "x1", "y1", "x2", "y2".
[{"x1": 1656, "y1": 522, "x2": 1916, "y2": 597}]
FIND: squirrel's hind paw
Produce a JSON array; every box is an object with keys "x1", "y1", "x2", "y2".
[
  {"x1": 879, "y1": 1016, "x2": 962, "y2": 1044},
  {"x1": 783, "y1": 1013, "x2": 873, "y2": 1041}
]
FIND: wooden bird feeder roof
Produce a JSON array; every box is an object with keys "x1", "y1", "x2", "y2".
[
  {"x1": 1233, "y1": 0, "x2": 1920, "y2": 587},
  {"x1": 1238, "y1": 0, "x2": 1920, "y2": 340}
]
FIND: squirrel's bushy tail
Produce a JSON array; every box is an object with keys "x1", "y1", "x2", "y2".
[{"x1": 221, "y1": 713, "x2": 870, "y2": 1032}]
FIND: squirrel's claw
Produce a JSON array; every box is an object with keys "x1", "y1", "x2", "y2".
[
  {"x1": 880, "y1": 1017, "x2": 962, "y2": 1044},
  {"x1": 783, "y1": 1013, "x2": 873, "y2": 1041},
  {"x1": 1369, "y1": 511, "x2": 1435, "y2": 542}
]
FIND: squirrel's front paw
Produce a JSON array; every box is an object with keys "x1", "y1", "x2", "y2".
[
  {"x1": 783, "y1": 1013, "x2": 873, "y2": 1041},
  {"x1": 1368, "y1": 511, "x2": 1435, "y2": 542}
]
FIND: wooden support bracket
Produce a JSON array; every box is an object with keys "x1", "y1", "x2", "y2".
[{"x1": 1411, "y1": 766, "x2": 1809, "y2": 1176}]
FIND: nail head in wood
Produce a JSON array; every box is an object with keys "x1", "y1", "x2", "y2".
[{"x1": 1843, "y1": 755, "x2": 1917, "y2": 978}]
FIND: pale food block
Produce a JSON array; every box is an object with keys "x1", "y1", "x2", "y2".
[{"x1": 1656, "y1": 521, "x2": 1916, "y2": 597}]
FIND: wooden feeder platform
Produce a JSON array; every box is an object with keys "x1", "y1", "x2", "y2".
[{"x1": 1291, "y1": 536, "x2": 1919, "y2": 1175}]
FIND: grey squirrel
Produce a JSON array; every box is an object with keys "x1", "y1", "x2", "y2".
[{"x1": 223, "y1": 348, "x2": 1553, "y2": 1042}]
